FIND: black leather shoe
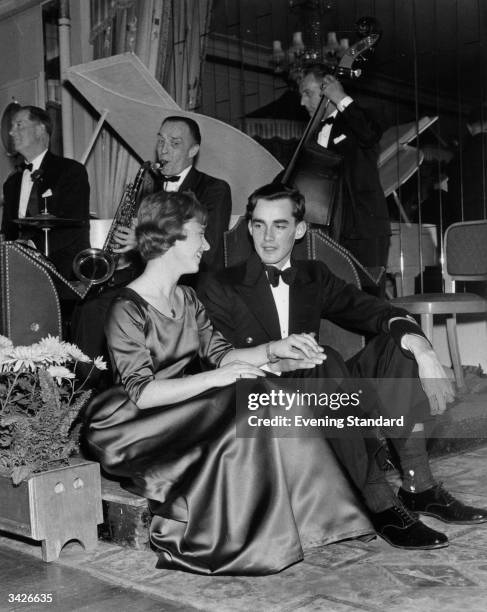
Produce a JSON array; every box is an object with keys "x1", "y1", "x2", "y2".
[
  {"x1": 371, "y1": 504, "x2": 449, "y2": 549},
  {"x1": 398, "y1": 483, "x2": 487, "y2": 525}
]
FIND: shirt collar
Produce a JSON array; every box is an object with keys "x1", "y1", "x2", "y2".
[
  {"x1": 27, "y1": 149, "x2": 48, "y2": 172},
  {"x1": 165, "y1": 164, "x2": 192, "y2": 185}
]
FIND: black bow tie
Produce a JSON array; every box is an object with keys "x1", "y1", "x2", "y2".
[
  {"x1": 265, "y1": 265, "x2": 296, "y2": 287},
  {"x1": 18, "y1": 161, "x2": 33, "y2": 172},
  {"x1": 163, "y1": 175, "x2": 180, "y2": 183},
  {"x1": 320, "y1": 116, "x2": 335, "y2": 126}
]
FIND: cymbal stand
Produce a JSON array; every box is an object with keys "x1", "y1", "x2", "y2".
[{"x1": 41, "y1": 195, "x2": 51, "y2": 256}]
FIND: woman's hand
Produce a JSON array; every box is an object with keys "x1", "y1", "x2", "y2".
[
  {"x1": 269, "y1": 355, "x2": 325, "y2": 373},
  {"x1": 210, "y1": 360, "x2": 266, "y2": 387},
  {"x1": 112, "y1": 217, "x2": 138, "y2": 253},
  {"x1": 270, "y1": 333, "x2": 326, "y2": 362}
]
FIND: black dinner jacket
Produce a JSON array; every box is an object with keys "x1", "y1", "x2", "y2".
[
  {"x1": 199, "y1": 252, "x2": 421, "y2": 350},
  {"x1": 178, "y1": 167, "x2": 231, "y2": 272},
  {"x1": 1, "y1": 150, "x2": 90, "y2": 278},
  {"x1": 324, "y1": 100, "x2": 390, "y2": 240}
]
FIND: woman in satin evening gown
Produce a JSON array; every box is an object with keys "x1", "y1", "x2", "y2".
[{"x1": 84, "y1": 190, "x2": 372, "y2": 575}]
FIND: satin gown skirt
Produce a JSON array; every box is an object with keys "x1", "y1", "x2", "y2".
[{"x1": 85, "y1": 382, "x2": 373, "y2": 576}]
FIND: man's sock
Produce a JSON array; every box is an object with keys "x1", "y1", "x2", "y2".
[
  {"x1": 362, "y1": 457, "x2": 398, "y2": 513},
  {"x1": 391, "y1": 427, "x2": 436, "y2": 493}
]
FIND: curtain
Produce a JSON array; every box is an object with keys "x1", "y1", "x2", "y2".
[
  {"x1": 88, "y1": 0, "x2": 212, "y2": 218},
  {"x1": 160, "y1": 0, "x2": 213, "y2": 109}
]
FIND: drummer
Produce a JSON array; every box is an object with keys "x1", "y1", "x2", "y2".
[{"x1": 1, "y1": 105, "x2": 90, "y2": 279}]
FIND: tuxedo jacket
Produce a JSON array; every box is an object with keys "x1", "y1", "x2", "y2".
[
  {"x1": 179, "y1": 167, "x2": 231, "y2": 272},
  {"x1": 144, "y1": 166, "x2": 231, "y2": 272},
  {"x1": 2, "y1": 150, "x2": 90, "y2": 278},
  {"x1": 324, "y1": 100, "x2": 389, "y2": 240},
  {"x1": 199, "y1": 252, "x2": 420, "y2": 351}
]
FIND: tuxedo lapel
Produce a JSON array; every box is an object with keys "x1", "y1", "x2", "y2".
[
  {"x1": 179, "y1": 166, "x2": 200, "y2": 193},
  {"x1": 289, "y1": 260, "x2": 319, "y2": 335},
  {"x1": 236, "y1": 253, "x2": 282, "y2": 340},
  {"x1": 9, "y1": 171, "x2": 22, "y2": 217}
]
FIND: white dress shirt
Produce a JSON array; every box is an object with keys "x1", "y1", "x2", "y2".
[
  {"x1": 18, "y1": 150, "x2": 47, "y2": 218},
  {"x1": 316, "y1": 96, "x2": 354, "y2": 148},
  {"x1": 163, "y1": 164, "x2": 192, "y2": 192},
  {"x1": 268, "y1": 258, "x2": 292, "y2": 339}
]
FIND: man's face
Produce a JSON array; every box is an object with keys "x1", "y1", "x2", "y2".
[
  {"x1": 299, "y1": 73, "x2": 323, "y2": 117},
  {"x1": 9, "y1": 110, "x2": 46, "y2": 160},
  {"x1": 248, "y1": 197, "x2": 306, "y2": 268},
  {"x1": 156, "y1": 120, "x2": 199, "y2": 176}
]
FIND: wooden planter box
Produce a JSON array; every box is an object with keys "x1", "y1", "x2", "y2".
[{"x1": 0, "y1": 461, "x2": 103, "y2": 562}]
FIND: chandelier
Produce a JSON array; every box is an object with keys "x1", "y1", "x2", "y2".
[{"x1": 271, "y1": 1, "x2": 377, "y2": 81}]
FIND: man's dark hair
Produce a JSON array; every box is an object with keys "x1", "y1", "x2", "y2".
[
  {"x1": 246, "y1": 183, "x2": 306, "y2": 222},
  {"x1": 302, "y1": 64, "x2": 332, "y2": 81},
  {"x1": 20, "y1": 105, "x2": 52, "y2": 137},
  {"x1": 162, "y1": 116, "x2": 202, "y2": 145}
]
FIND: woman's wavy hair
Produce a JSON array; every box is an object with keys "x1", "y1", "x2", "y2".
[{"x1": 136, "y1": 190, "x2": 207, "y2": 261}]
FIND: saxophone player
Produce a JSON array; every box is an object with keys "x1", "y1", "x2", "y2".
[{"x1": 112, "y1": 116, "x2": 232, "y2": 276}]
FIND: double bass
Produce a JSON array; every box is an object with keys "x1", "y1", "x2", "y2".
[{"x1": 281, "y1": 17, "x2": 381, "y2": 238}]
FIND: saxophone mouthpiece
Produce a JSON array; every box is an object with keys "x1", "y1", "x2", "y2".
[{"x1": 148, "y1": 161, "x2": 163, "y2": 177}]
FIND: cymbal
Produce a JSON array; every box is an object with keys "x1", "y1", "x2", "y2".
[{"x1": 13, "y1": 214, "x2": 85, "y2": 228}]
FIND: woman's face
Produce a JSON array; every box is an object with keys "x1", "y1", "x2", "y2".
[{"x1": 171, "y1": 218, "x2": 209, "y2": 273}]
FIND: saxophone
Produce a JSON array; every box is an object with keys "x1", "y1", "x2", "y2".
[{"x1": 73, "y1": 161, "x2": 157, "y2": 285}]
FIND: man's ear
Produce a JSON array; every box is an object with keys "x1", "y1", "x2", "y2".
[
  {"x1": 35, "y1": 123, "x2": 46, "y2": 138},
  {"x1": 295, "y1": 220, "x2": 307, "y2": 239},
  {"x1": 247, "y1": 219, "x2": 253, "y2": 236},
  {"x1": 188, "y1": 143, "x2": 200, "y2": 160}
]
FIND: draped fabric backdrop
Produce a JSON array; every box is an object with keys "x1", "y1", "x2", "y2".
[{"x1": 88, "y1": 0, "x2": 213, "y2": 218}]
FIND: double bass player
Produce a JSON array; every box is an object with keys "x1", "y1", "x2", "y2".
[{"x1": 299, "y1": 65, "x2": 390, "y2": 280}]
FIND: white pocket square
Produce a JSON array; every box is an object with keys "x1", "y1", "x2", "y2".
[{"x1": 333, "y1": 134, "x2": 347, "y2": 144}]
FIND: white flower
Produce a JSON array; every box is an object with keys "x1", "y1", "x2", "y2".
[
  {"x1": 0, "y1": 335, "x2": 13, "y2": 350},
  {"x1": 4, "y1": 344, "x2": 46, "y2": 371},
  {"x1": 64, "y1": 343, "x2": 91, "y2": 363},
  {"x1": 47, "y1": 365, "x2": 75, "y2": 384},
  {"x1": 37, "y1": 335, "x2": 69, "y2": 364},
  {"x1": 93, "y1": 356, "x2": 108, "y2": 371}
]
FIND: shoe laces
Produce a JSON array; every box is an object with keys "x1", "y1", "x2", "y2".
[
  {"x1": 433, "y1": 482, "x2": 456, "y2": 504},
  {"x1": 391, "y1": 502, "x2": 417, "y2": 526}
]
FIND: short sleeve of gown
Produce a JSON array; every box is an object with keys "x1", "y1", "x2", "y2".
[
  {"x1": 104, "y1": 295, "x2": 155, "y2": 403},
  {"x1": 186, "y1": 287, "x2": 234, "y2": 368}
]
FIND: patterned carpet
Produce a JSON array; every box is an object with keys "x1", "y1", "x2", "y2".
[{"x1": 2, "y1": 445, "x2": 487, "y2": 612}]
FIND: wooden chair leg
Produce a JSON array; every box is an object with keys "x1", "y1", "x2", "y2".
[
  {"x1": 446, "y1": 315, "x2": 465, "y2": 389},
  {"x1": 420, "y1": 313, "x2": 434, "y2": 342}
]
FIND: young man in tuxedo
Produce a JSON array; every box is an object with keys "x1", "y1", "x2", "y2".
[
  {"x1": 1, "y1": 105, "x2": 90, "y2": 279},
  {"x1": 299, "y1": 65, "x2": 390, "y2": 272},
  {"x1": 200, "y1": 182, "x2": 487, "y2": 549}
]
